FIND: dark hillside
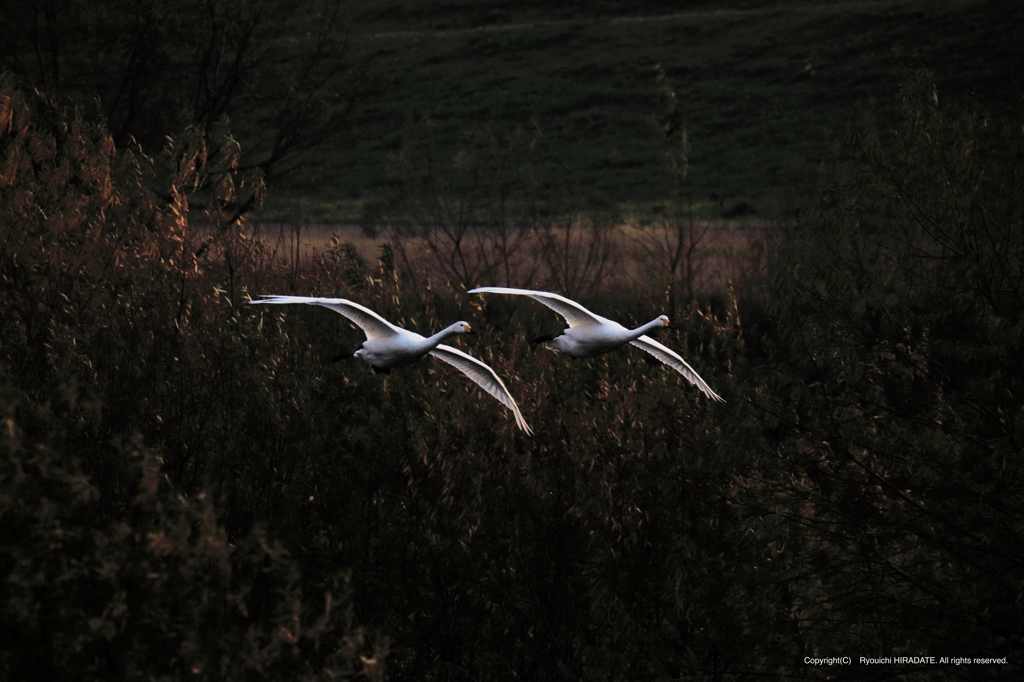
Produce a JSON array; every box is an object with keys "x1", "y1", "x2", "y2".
[{"x1": 278, "y1": 0, "x2": 1024, "y2": 219}]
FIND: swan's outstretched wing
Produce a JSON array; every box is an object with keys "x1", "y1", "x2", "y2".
[
  {"x1": 630, "y1": 336, "x2": 725, "y2": 402},
  {"x1": 250, "y1": 296, "x2": 401, "y2": 340},
  {"x1": 468, "y1": 287, "x2": 604, "y2": 327},
  {"x1": 430, "y1": 344, "x2": 532, "y2": 434}
]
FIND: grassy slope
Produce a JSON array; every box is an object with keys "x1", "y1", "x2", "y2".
[{"x1": 266, "y1": 0, "x2": 1023, "y2": 222}]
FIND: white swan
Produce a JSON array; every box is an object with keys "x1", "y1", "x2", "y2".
[
  {"x1": 249, "y1": 295, "x2": 532, "y2": 433},
  {"x1": 467, "y1": 287, "x2": 724, "y2": 402}
]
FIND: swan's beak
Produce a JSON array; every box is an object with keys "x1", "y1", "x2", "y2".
[
  {"x1": 464, "y1": 326, "x2": 477, "y2": 335},
  {"x1": 663, "y1": 319, "x2": 672, "y2": 328}
]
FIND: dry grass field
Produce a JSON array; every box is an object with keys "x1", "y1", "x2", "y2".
[{"x1": 244, "y1": 215, "x2": 771, "y2": 304}]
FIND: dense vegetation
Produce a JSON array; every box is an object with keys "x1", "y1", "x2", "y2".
[{"x1": 3, "y1": 56, "x2": 1023, "y2": 679}]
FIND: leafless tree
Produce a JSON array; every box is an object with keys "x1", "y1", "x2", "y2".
[
  {"x1": 631, "y1": 64, "x2": 711, "y2": 317},
  {"x1": 388, "y1": 120, "x2": 539, "y2": 290},
  {"x1": 631, "y1": 197, "x2": 711, "y2": 320},
  {"x1": 0, "y1": 0, "x2": 367, "y2": 190},
  {"x1": 532, "y1": 202, "x2": 620, "y2": 302}
]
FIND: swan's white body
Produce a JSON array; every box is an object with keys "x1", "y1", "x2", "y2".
[
  {"x1": 467, "y1": 287, "x2": 724, "y2": 402},
  {"x1": 250, "y1": 295, "x2": 532, "y2": 433}
]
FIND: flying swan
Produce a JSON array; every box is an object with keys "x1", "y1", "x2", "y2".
[
  {"x1": 249, "y1": 295, "x2": 532, "y2": 433},
  {"x1": 467, "y1": 287, "x2": 724, "y2": 402}
]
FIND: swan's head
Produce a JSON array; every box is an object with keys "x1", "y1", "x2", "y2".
[
  {"x1": 657, "y1": 315, "x2": 671, "y2": 328},
  {"x1": 453, "y1": 321, "x2": 477, "y2": 335}
]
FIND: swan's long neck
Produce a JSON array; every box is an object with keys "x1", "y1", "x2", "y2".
[
  {"x1": 421, "y1": 325, "x2": 462, "y2": 350},
  {"x1": 631, "y1": 318, "x2": 666, "y2": 340}
]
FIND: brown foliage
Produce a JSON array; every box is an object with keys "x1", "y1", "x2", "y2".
[{"x1": 0, "y1": 76, "x2": 384, "y2": 681}]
